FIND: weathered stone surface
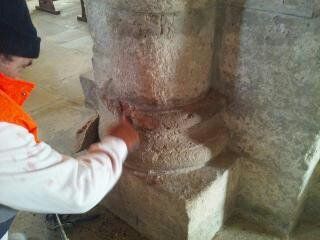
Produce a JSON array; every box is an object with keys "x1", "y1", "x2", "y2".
[
  {"x1": 103, "y1": 152, "x2": 240, "y2": 240},
  {"x1": 126, "y1": 120, "x2": 229, "y2": 173},
  {"x1": 236, "y1": 158, "x2": 306, "y2": 234},
  {"x1": 84, "y1": 0, "x2": 320, "y2": 237},
  {"x1": 84, "y1": 1, "x2": 237, "y2": 238},
  {"x1": 85, "y1": 0, "x2": 226, "y2": 172},
  {"x1": 213, "y1": 3, "x2": 320, "y2": 234},
  {"x1": 86, "y1": 0, "x2": 216, "y2": 107},
  {"x1": 214, "y1": 215, "x2": 320, "y2": 240},
  {"x1": 313, "y1": 0, "x2": 320, "y2": 16},
  {"x1": 301, "y1": 163, "x2": 320, "y2": 223},
  {"x1": 102, "y1": 0, "x2": 214, "y2": 12},
  {"x1": 220, "y1": 0, "x2": 314, "y2": 17},
  {"x1": 79, "y1": 71, "x2": 229, "y2": 173},
  {"x1": 99, "y1": 92, "x2": 228, "y2": 172}
]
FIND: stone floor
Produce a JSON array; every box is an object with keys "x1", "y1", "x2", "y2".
[{"x1": 8, "y1": 0, "x2": 320, "y2": 240}]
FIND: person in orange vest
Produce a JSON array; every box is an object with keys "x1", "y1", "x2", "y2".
[{"x1": 0, "y1": 1, "x2": 139, "y2": 240}]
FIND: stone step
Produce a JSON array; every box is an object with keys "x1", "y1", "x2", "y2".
[{"x1": 102, "y1": 151, "x2": 241, "y2": 240}]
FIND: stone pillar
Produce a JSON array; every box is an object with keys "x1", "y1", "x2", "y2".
[
  {"x1": 83, "y1": 0, "x2": 240, "y2": 239},
  {"x1": 213, "y1": 0, "x2": 320, "y2": 236},
  {"x1": 87, "y1": 0, "x2": 224, "y2": 172}
]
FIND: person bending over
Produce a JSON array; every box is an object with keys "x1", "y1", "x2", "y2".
[{"x1": 0, "y1": 1, "x2": 139, "y2": 239}]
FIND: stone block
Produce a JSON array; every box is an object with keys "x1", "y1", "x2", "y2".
[
  {"x1": 236, "y1": 158, "x2": 306, "y2": 235},
  {"x1": 102, "y1": 152, "x2": 240, "y2": 240}
]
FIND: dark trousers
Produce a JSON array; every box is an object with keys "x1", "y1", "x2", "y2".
[{"x1": 0, "y1": 217, "x2": 15, "y2": 239}]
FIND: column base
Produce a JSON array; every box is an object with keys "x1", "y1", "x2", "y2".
[{"x1": 102, "y1": 152, "x2": 240, "y2": 240}]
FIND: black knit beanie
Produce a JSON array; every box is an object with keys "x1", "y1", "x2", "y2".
[{"x1": 0, "y1": 0, "x2": 41, "y2": 58}]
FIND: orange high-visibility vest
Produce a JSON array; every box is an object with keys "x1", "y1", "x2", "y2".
[{"x1": 0, "y1": 73, "x2": 39, "y2": 142}]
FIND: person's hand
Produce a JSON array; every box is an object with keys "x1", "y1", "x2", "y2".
[{"x1": 108, "y1": 116, "x2": 140, "y2": 152}]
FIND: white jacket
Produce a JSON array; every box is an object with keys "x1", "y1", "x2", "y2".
[{"x1": 0, "y1": 121, "x2": 127, "y2": 214}]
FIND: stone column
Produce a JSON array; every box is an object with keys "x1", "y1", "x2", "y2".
[
  {"x1": 87, "y1": 0, "x2": 223, "y2": 172},
  {"x1": 213, "y1": 0, "x2": 320, "y2": 236},
  {"x1": 83, "y1": 0, "x2": 240, "y2": 239}
]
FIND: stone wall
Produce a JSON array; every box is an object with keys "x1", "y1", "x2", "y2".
[{"x1": 213, "y1": 0, "x2": 320, "y2": 235}]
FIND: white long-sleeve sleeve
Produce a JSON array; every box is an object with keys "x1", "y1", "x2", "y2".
[{"x1": 0, "y1": 122, "x2": 128, "y2": 214}]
